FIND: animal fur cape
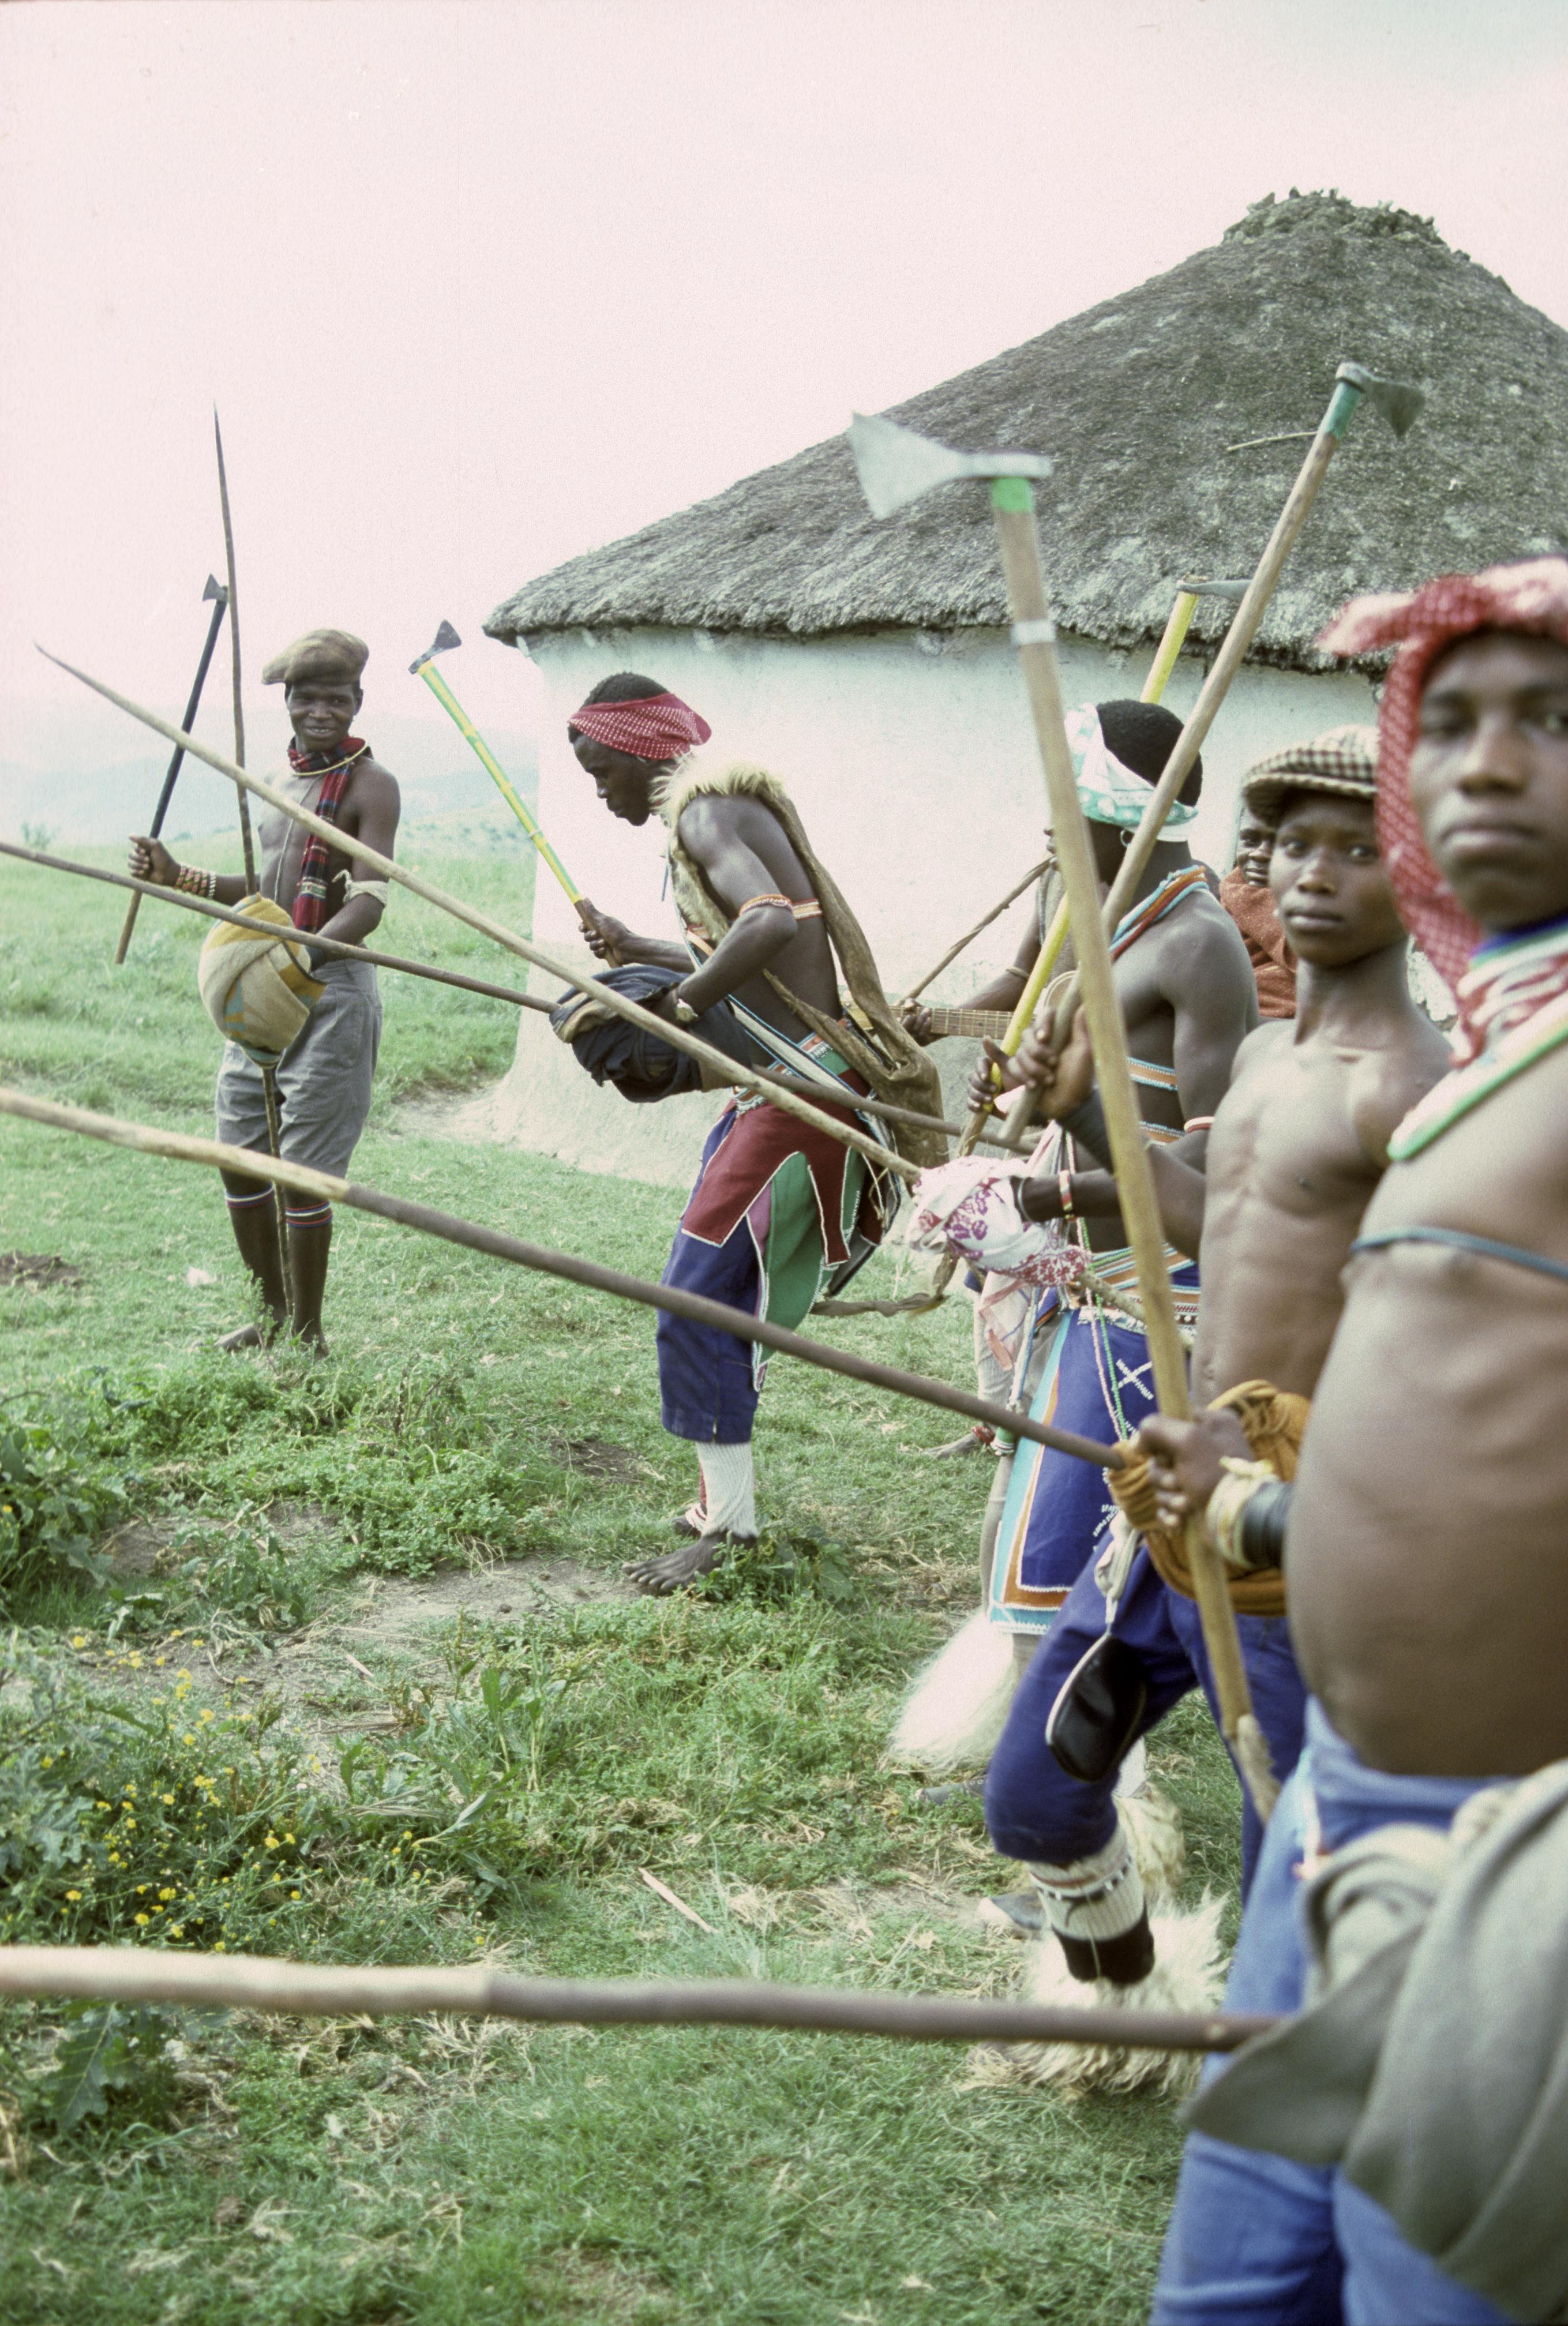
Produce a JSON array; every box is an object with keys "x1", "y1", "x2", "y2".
[{"x1": 659, "y1": 759, "x2": 947, "y2": 1169}]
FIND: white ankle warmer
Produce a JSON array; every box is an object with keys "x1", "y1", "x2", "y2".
[
  {"x1": 696, "y1": 1440, "x2": 757, "y2": 1539},
  {"x1": 1028, "y1": 1823, "x2": 1146, "y2": 1944}
]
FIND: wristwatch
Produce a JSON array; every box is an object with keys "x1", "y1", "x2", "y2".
[{"x1": 669, "y1": 991, "x2": 700, "y2": 1027}]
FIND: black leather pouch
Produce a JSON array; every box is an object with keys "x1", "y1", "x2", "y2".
[{"x1": 1045, "y1": 1631, "x2": 1149, "y2": 1783}]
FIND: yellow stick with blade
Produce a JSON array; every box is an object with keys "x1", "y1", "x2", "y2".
[{"x1": 410, "y1": 621, "x2": 613, "y2": 952}]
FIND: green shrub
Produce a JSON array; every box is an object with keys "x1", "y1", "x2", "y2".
[{"x1": 0, "y1": 1401, "x2": 126, "y2": 1608}]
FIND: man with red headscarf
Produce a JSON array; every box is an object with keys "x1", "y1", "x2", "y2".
[
  {"x1": 566, "y1": 673, "x2": 938, "y2": 1592},
  {"x1": 1138, "y1": 558, "x2": 1568, "y2": 2326}
]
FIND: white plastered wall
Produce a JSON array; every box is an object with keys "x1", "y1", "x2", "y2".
[{"x1": 486, "y1": 622, "x2": 1373, "y2": 1187}]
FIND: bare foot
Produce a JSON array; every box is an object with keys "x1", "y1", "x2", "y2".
[
  {"x1": 217, "y1": 1322, "x2": 265, "y2": 1353},
  {"x1": 624, "y1": 1533, "x2": 739, "y2": 1595}
]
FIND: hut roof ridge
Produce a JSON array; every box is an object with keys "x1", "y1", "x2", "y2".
[{"x1": 486, "y1": 192, "x2": 1568, "y2": 670}]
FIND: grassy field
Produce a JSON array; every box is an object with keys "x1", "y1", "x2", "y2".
[{"x1": 0, "y1": 846, "x2": 1241, "y2": 2325}]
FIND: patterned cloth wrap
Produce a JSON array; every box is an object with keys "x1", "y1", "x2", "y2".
[
  {"x1": 567, "y1": 691, "x2": 711, "y2": 761},
  {"x1": 286, "y1": 742, "x2": 365, "y2": 934},
  {"x1": 1109, "y1": 1379, "x2": 1309, "y2": 1619},
  {"x1": 1319, "y1": 556, "x2": 1568, "y2": 1025},
  {"x1": 1065, "y1": 703, "x2": 1198, "y2": 832},
  {"x1": 903, "y1": 1151, "x2": 1089, "y2": 1295},
  {"x1": 985, "y1": 1265, "x2": 1200, "y2": 1636}
]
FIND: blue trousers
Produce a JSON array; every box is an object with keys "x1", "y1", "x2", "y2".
[
  {"x1": 657, "y1": 1202, "x2": 764, "y2": 1445},
  {"x1": 984, "y1": 1548, "x2": 1307, "y2": 1897},
  {"x1": 1151, "y1": 1701, "x2": 1509, "y2": 2326}
]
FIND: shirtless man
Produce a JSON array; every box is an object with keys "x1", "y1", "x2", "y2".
[
  {"x1": 1141, "y1": 561, "x2": 1568, "y2": 2325},
  {"x1": 127, "y1": 628, "x2": 399, "y2": 1350},
  {"x1": 569, "y1": 673, "x2": 920, "y2": 1592},
  {"x1": 976, "y1": 729, "x2": 1447, "y2": 2081},
  {"x1": 954, "y1": 701, "x2": 1256, "y2": 1647}
]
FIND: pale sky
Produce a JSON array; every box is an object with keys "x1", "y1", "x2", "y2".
[{"x1": 3, "y1": 0, "x2": 1567, "y2": 827}]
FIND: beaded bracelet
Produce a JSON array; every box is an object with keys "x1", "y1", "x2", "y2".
[
  {"x1": 1203, "y1": 1457, "x2": 1278, "y2": 1570},
  {"x1": 1058, "y1": 1168, "x2": 1075, "y2": 1221},
  {"x1": 174, "y1": 864, "x2": 216, "y2": 900}
]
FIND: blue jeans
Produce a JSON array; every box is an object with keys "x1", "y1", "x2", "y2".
[
  {"x1": 984, "y1": 1548, "x2": 1306, "y2": 1895},
  {"x1": 1151, "y1": 1702, "x2": 1510, "y2": 2325}
]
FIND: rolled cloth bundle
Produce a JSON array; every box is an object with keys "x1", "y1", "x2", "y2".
[
  {"x1": 197, "y1": 895, "x2": 322, "y2": 1068},
  {"x1": 550, "y1": 963, "x2": 755, "y2": 1102},
  {"x1": 1108, "y1": 1380, "x2": 1308, "y2": 1618}
]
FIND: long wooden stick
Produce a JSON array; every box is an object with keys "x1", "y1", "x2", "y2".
[
  {"x1": 988, "y1": 481, "x2": 1275, "y2": 1821},
  {"x1": 213, "y1": 409, "x2": 291, "y2": 1310},
  {"x1": 35, "y1": 652, "x2": 924, "y2": 1190},
  {"x1": 900, "y1": 855, "x2": 1050, "y2": 1005},
  {"x1": 0, "y1": 1945, "x2": 1274, "y2": 2053},
  {"x1": 1057, "y1": 372, "x2": 1372, "y2": 1038},
  {"x1": 6, "y1": 838, "x2": 1027, "y2": 1157},
  {"x1": 0, "y1": 1085, "x2": 1122, "y2": 1469}
]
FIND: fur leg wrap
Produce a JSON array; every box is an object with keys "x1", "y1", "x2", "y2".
[
  {"x1": 963, "y1": 1892, "x2": 1225, "y2": 2100},
  {"x1": 885, "y1": 1608, "x2": 1016, "y2": 1774}
]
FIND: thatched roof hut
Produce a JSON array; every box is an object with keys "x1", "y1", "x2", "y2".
[
  {"x1": 487, "y1": 191, "x2": 1568, "y2": 666},
  {"x1": 484, "y1": 194, "x2": 1568, "y2": 1188}
]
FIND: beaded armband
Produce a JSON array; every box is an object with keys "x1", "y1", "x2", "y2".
[
  {"x1": 736, "y1": 891, "x2": 793, "y2": 917},
  {"x1": 174, "y1": 863, "x2": 216, "y2": 900}
]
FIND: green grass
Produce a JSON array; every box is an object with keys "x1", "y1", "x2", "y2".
[{"x1": 0, "y1": 851, "x2": 1245, "y2": 2323}]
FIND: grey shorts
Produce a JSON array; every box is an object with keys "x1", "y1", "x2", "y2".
[{"x1": 215, "y1": 958, "x2": 381, "y2": 1177}]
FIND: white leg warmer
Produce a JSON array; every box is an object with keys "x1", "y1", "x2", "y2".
[
  {"x1": 696, "y1": 1440, "x2": 757, "y2": 1539},
  {"x1": 1028, "y1": 1825, "x2": 1146, "y2": 1946}
]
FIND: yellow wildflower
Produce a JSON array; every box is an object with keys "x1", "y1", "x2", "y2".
[
  {"x1": 134, "y1": 1912, "x2": 149, "y2": 1926},
  {"x1": 65, "y1": 1890, "x2": 81, "y2": 1902}
]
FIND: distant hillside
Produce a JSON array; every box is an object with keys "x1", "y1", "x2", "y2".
[{"x1": 1, "y1": 714, "x2": 538, "y2": 852}]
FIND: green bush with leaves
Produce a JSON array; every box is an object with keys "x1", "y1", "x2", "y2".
[
  {"x1": 0, "y1": 1638, "x2": 333, "y2": 1954},
  {"x1": 0, "y1": 1401, "x2": 126, "y2": 1608}
]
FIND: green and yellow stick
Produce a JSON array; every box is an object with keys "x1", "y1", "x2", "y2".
[{"x1": 410, "y1": 621, "x2": 607, "y2": 948}]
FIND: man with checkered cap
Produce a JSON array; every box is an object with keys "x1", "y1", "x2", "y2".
[{"x1": 962, "y1": 724, "x2": 1449, "y2": 2095}]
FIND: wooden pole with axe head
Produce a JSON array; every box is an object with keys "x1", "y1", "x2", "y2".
[
  {"x1": 850, "y1": 408, "x2": 1278, "y2": 1817},
  {"x1": 1059, "y1": 359, "x2": 1424, "y2": 1034},
  {"x1": 982, "y1": 571, "x2": 1250, "y2": 1156},
  {"x1": 410, "y1": 622, "x2": 620, "y2": 963},
  {"x1": 114, "y1": 575, "x2": 228, "y2": 963}
]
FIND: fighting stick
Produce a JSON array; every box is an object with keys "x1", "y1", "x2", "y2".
[
  {"x1": 3, "y1": 838, "x2": 1027, "y2": 1157},
  {"x1": 850, "y1": 411, "x2": 1274, "y2": 1818},
  {"x1": 0, "y1": 1942, "x2": 1277, "y2": 2054},
  {"x1": 0, "y1": 1085, "x2": 1126, "y2": 1470},
  {"x1": 899, "y1": 853, "x2": 1051, "y2": 1006},
  {"x1": 1053, "y1": 359, "x2": 1425, "y2": 1041},
  {"x1": 114, "y1": 576, "x2": 228, "y2": 963},
  {"x1": 410, "y1": 621, "x2": 616, "y2": 956},
  {"x1": 33, "y1": 656, "x2": 928, "y2": 1191},
  {"x1": 214, "y1": 408, "x2": 291, "y2": 1309}
]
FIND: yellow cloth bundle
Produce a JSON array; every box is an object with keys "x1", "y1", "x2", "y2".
[
  {"x1": 197, "y1": 896, "x2": 322, "y2": 1068},
  {"x1": 1109, "y1": 1379, "x2": 1309, "y2": 1619}
]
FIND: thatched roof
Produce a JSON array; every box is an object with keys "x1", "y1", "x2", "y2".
[{"x1": 486, "y1": 193, "x2": 1568, "y2": 670}]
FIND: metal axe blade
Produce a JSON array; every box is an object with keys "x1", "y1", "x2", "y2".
[
  {"x1": 1177, "y1": 576, "x2": 1251, "y2": 603},
  {"x1": 849, "y1": 412, "x2": 1052, "y2": 520},
  {"x1": 1336, "y1": 361, "x2": 1424, "y2": 439},
  {"x1": 202, "y1": 574, "x2": 228, "y2": 605},
  {"x1": 409, "y1": 620, "x2": 462, "y2": 676}
]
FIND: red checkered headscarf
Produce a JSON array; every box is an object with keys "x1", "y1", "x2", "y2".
[
  {"x1": 1319, "y1": 558, "x2": 1568, "y2": 1000},
  {"x1": 568, "y1": 691, "x2": 711, "y2": 761}
]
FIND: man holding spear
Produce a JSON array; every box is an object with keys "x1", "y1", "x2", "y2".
[
  {"x1": 566, "y1": 671, "x2": 943, "y2": 1590},
  {"x1": 127, "y1": 628, "x2": 399, "y2": 1351}
]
